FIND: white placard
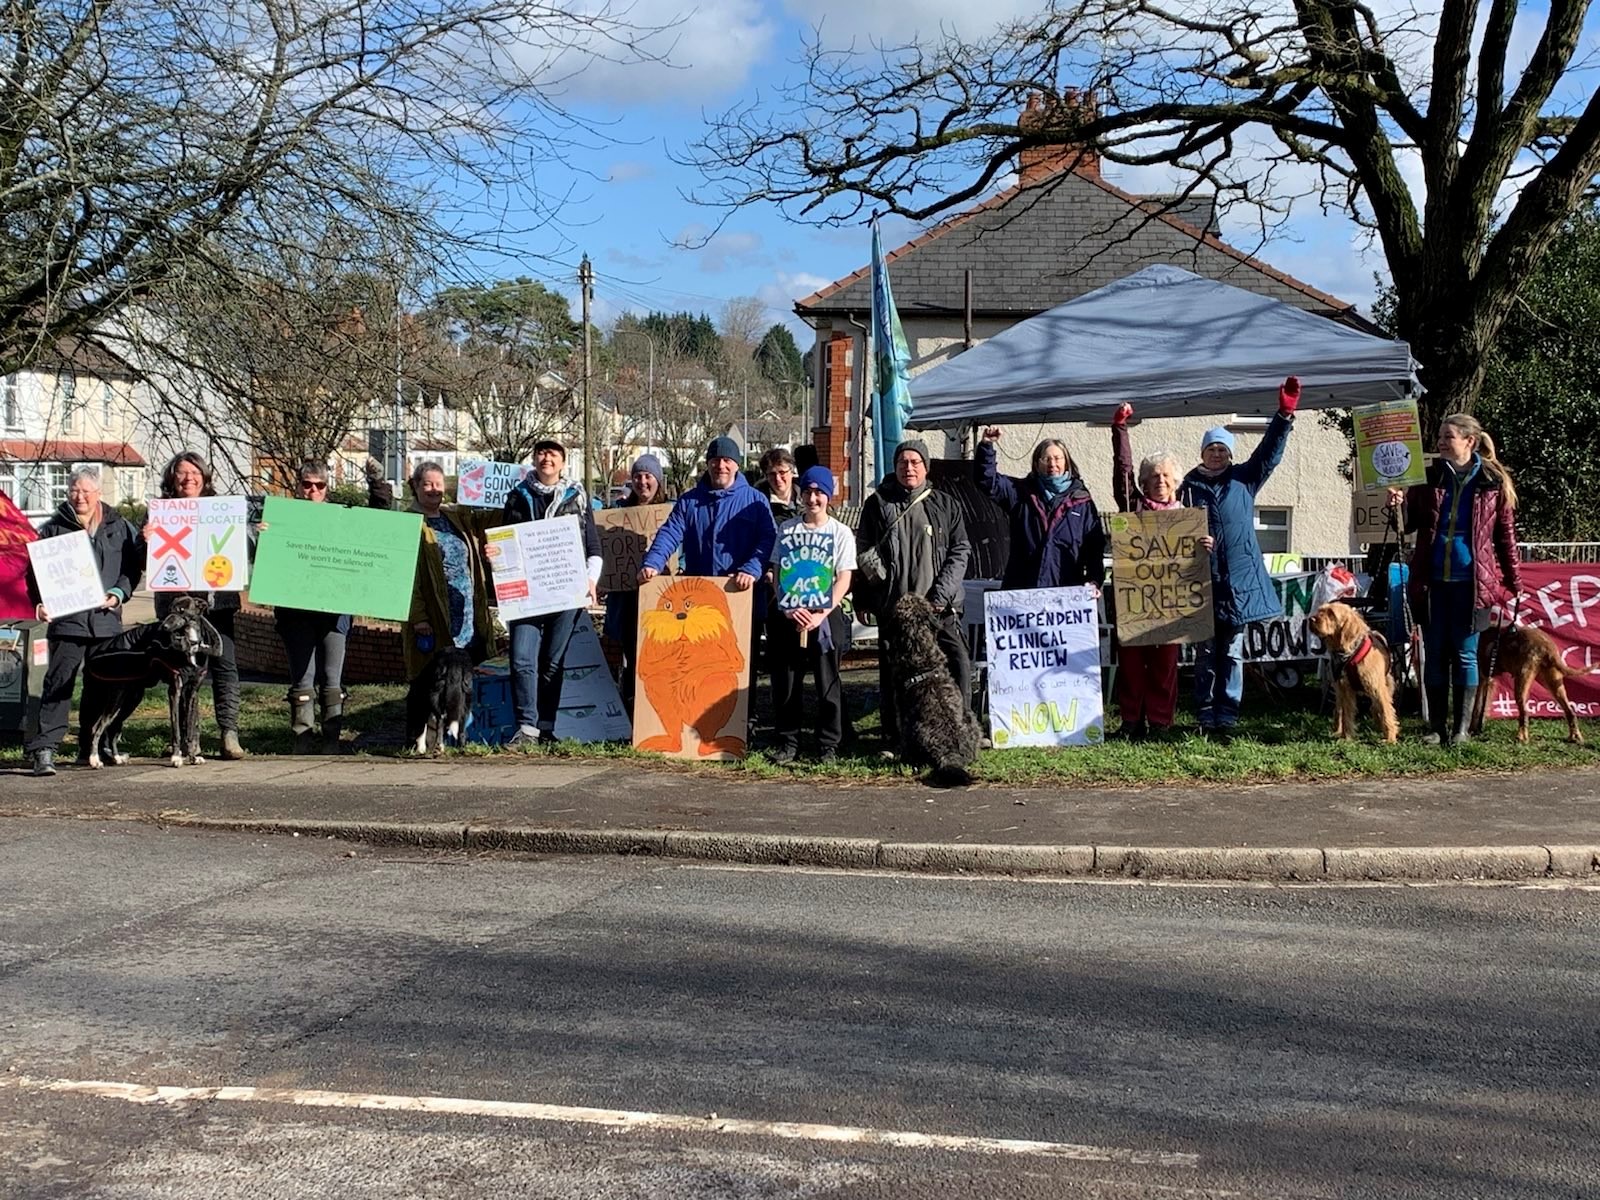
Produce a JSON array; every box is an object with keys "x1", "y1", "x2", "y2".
[
  {"x1": 984, "y1": 585, "x2": 1104, "y2": 748},
  {"x1": 485, "y1": 515, "x2": 589, "y2": 621},
  {"x1": 147, "y1": 497, "x2": 249, "y2": 592},
  {"x1": 456, "y1": 458, "x2": 529, "y2": 509},
  {"x1": 27, "y1": 531, "x2": 105, "y2": 619}
]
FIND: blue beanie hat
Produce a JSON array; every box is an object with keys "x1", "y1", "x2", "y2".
[
  {"x1": 706, "y1": 435, "x2": 742, "y2": 463},
  {"x1": 1201, "y1": 427, "x2": 1236, "y2": 455},
  {"x1": 798, "y1": 465, "x2": 836, "y2": 498}
]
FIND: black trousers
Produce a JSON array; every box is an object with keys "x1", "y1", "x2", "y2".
[
  {"x1": 769, "y1": 608, "x2": 849, "y2": 751},
  {"x1": 876, "y1": 610, "x2": 972, "y2": 742},
  {"x1": 26, "y1": 635, "x2": 98, "y2": 753},
  {"x1": 207, "y1": 609, "x2": 241, "y2": 731}
]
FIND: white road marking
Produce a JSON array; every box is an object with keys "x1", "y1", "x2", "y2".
[{"x1": 1, "y1": 1075, "x2": 1198, "y2": 1168}]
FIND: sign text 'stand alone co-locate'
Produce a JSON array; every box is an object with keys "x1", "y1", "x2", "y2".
[
  {"x1": 1108, "y1": 508, "x2": 1212, "y2": 646},
  {"x1": 249, "y1": 498, "x2": 422, "y2": 622},
  {"x1": 147, "y1": 497, "x2": 249, "y2": 592}
]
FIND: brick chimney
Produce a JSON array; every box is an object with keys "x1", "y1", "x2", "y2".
[{"x1": 1017, "y1": 89, "x2": 1101, "y2": 185}]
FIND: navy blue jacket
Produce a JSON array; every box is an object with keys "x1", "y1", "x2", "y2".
[
  {"x1": 1179, "y1": 413, "x2": 1292, "y2": 627},
  {"x1": 642, "y1": 473, "x2": 776, "y2": 617},
  {"x1": 976, "y1": 441, "x2": 1106, "y2": 591}
]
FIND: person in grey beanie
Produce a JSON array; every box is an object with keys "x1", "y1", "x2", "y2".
[{"x1": 603, "y1": 453, "x2": 672, "y2": 707}]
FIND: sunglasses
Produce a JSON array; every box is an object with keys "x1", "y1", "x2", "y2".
[{"x1": 300, "y1": 479, "x2": 328, "y2": 491}]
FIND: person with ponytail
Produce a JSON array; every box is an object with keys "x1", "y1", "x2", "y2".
[{"x1": 1389, "y1": 413, "x2": 1523, "y2": 746}]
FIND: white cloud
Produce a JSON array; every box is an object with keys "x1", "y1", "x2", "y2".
[
  {"x1": 758, "y1": 270, "x2": 832, "y2": 336},
  {"x1": 528, "y1": 0, "x2": 776, "y2": 106},
  {"x1": 606, "y1": 159, "x2": 655, "y2": 183},
  {"x1": 788, "y1": 0, "x2": 1042, "y2": 44},
  {"x1": 674, "y1": 224, "x2": 767, "y2": 272}
]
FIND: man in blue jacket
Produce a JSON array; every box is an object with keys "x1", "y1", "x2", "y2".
[{"x1": 638, "y1": 437, "x2": 776, "y2": 614}]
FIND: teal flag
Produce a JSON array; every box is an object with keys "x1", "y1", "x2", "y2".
[
  {"x1": 870, "y1": 221, "x2": 915, "y2": 485},
  {"x1": 250, "y1": 497, "x2": 422, "y2": 621}
]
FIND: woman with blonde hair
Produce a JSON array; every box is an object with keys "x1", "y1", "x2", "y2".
[{"x1": 1390, "y1": 412, "x2": 1523, "y2": 746}]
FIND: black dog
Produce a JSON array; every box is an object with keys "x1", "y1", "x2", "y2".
[
  {"x1": 887, "y1": 594, "x2": 982, "y2": 786},
  {"x1": 79, "y1": 595, "x2": 223, "y2": 769},
  {"x1": 406, "y1": 647, "x2": 475, "y2": 753}
]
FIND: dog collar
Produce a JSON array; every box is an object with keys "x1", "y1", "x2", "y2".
[
  {"x1": 1345, "y1": 634, "x2": 1373, "y2": 669},
  {"x1": 903, "y1": 669, "x2": 942, "y2": 687}
]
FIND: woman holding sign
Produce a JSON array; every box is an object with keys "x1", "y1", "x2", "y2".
[
  {"x1": 1180, "y1": 376, "x2": 1301, "y2": 742},
  {"x1": 1108, "y1": 405, "x2": 1187, "y2": 740},
  {"x1": 501, "y1": 439, "x2": 603, "y2": 747},
  {"x1": 1389, "y1": 414, "x2": 1523, "y2": 746},
  {"x1": 396, "y1": 460, "x2": 501, "y2": 681},
  {"x1": 602, "y1": 454, "x2": 671, "y2": 710},
  {"x1": 149, "y1": 452, "x2": 248, "y2": 760},
  {"x1": 24, "y1": 467, "x2": 142, "y2": 776}
]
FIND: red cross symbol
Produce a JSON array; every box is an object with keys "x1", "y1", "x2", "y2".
[{"x1": 151, "y1": 525, "x2": 190, "y2": 559}]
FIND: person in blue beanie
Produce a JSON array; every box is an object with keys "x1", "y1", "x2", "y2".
[{"x1": 1179, "y1": 376, "x2": 1300, "y2": 742}]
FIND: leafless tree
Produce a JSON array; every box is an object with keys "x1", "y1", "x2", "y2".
[{"x1": 687, "y1": 0, "x2": 1600, "y2": 426}]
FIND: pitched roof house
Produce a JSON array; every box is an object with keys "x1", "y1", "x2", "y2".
[{"x1": 794, "y1": 112, "x2": 1373, "y2": 554}]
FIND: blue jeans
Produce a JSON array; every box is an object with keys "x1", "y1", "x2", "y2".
[
  {"x1": 1422, "y1": 581, "x2": 1480, "y2": 691},
  {"x1": 1194, "y1": 621, "x2": 1246, "y2": 729},
  {"x1": 509, "y1": 608, "x2": 580, "y2": 733}
]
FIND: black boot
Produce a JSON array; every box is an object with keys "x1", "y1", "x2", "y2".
[
  {"x1": 319, "y1": 686, "x2": 346, "y2": 754},
  {"x1": 288, "y1": 689, "x2": 316, "y2": 755},
  {"x1": 1450, "y1": 686, "x2": 1473, "y2": 746},
  {"x1": 1421, "y1": 685, "x2": 1449, "y2": 745}
]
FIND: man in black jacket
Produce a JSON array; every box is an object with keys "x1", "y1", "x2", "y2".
[
  {"x1": 24, "y1": 467, "x2": 143, "y2": 776},
  {"x1": 855, "y1": 440, "x2": 972, "y2": 744}
]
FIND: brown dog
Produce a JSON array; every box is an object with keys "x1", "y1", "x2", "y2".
[
  {"x1": 1310, "y1": 602, "x2": 1399, "y2": 744},
  {"x1": 1470, "y1": 624, "x2": 1595, "y2": 744}
]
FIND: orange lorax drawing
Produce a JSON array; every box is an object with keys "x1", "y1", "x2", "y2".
[{"x1": 633, "y1": 575, "x2": 752, "y2": 760}]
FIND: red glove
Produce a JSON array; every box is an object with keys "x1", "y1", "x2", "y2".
[
  {"x1": 1112, "y1": 403, "x2": 1133, "y2": 427},
  {"x1": 1278, "y1": 376, "x2": 1301, "y2": 416}
]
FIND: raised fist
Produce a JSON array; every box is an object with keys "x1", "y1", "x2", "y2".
[
  {"x1": 1278, "y1": 375, "x2": 1301, "y2": 415},
  {"x1": 1112, "y1": 403, "x2": 1133, "y2": 427},
  {"x1": 981, "y1": 426, "x2": 1002, "y2": 443},
  {"x1": 364, "y1": 457, "x2": 384, "y2": 481}
]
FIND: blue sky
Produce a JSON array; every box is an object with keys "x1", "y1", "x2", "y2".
[{"x1": 447, "y1": 0, "x2": 1491, "y2": 336}]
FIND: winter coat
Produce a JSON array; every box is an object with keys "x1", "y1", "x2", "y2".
[
  {"x1": 1402, "y1": 456, "x2": 1521, "y2": 610},
  {"x1": 975, "y1": 441, "x2": 1105, "y2": 591},
  {"x1": 855, "y1": 480, "x2": 971, "y2": 617},
  {"x1": 641, "y1": 472, "x2": 777, "y2": 616},
  {"x1": 757, "y1": 480, "x2": 800, "y2": 526},
  {"x1": 1112, "y1": 423, "x2": 1183, "y2": 515},
  {"x1": 407, "y1": 504, "x2": 502, "y2": 679},
  {"x1": 27, "y1": 501, "x2": 142, "y2": 640},
  {"x1": 1179, "y1": 412, "x2": 1292, "y2": 628}
]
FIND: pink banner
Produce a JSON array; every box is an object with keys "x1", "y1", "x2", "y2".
[
  {"x1": 0, "y1": 487, "x2": 38, "y2": 621},
  {"x1": 1485, "y1": 562, "x2": 1600, "y2": 719}
]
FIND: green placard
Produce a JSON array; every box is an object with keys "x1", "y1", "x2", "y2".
[
  {"x1": 249, "y1": 497, "x2": 422, "y2": 621},
  {"x1": 1352, "y1": 399, "x2": 1427, "y2": 493}
]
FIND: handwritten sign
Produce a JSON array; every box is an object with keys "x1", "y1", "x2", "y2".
[
  {"x1": 485, "y1": 516, "x2": 589, "y2": 622},
  {"x1": 456, "y1": 458, "x2": 530, "y2": 509},
  {"x1": 633, "y1": 575, "x2": 752, "y2": 761},
  {"x1": 27, "y1": 530, "x2": 104, "y2": 619},
  {"x1": 147, "y1": 497, "x2": 249, "y2": 592},
  {"x1": 984, "y1": 585, "x2": 1104, "y2": 748},
  {"x1": 1108, "y1": 508, "x2": 1211, "y2": 646},
  {"x1": 250, "y1": 498, "x2": 422, "y2": 621},
  {"x1": 594, "y1": 505, "x2": 672, "y2": 593},
  {"x1": 1352, "y1": 399, "x2": 1427, "y2": 493}
]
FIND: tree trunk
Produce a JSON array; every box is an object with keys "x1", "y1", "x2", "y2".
[{"x1": 1395, "y1": 299, "x2": 1492, "y2": 435}]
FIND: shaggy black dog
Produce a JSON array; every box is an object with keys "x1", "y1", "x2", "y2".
[
  {"x1": 79, "y1": 595, "x2": 223, "y2": 769},
  {"x1": 887, "y1": 594, "x2": 982, "y2": 786},
  {"x1": 406, "y1": 647, "x2": 475, "y2": 753}
]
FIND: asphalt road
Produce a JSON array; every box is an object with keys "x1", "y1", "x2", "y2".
[{"x1": 1, "y1": 819, "x2": 1596, "y2": 1199}]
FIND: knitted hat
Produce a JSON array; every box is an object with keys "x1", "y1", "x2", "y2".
[
  {"x1": 1200, "y1": 428, "x2": 1236, "y2": 455},
  {"x1": 893, "y1": 438, "x2": 931, "y2": 467},
  {"x1": 798, "y1": 466, "x2": 836, "y2": 498},
  {"x1": 629, "y1": 453, "x2": 665, "y2": 490},
  {"x1": 706, "y1": 435, "x2": 742, "y2": 463}
]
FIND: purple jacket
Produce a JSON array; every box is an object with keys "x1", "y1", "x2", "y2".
[{"x1": 975, "y1": 441, "x2": 1105, "y2": 591}]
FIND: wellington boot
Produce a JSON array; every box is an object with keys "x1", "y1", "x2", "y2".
[
  {"x1": 289, "y1": 690, "x2": 316, "y2": 755},
  {"x1": 1421, "y1": 685, "x2": 1449, "y2": 746},
  {"x1": 220, "y1": 730, "x2": 248, "y2": 760},
  {"x1": 320, "y1": 687, "x2": 347, "y2": 755},
  {"x1": 1450, "y1": 686, "x2": 1474, "y2": 746}
]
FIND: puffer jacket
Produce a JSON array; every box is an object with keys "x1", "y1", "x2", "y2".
[
  {"x1": 26, "y1": 501, "x2": 143, "y2": 639},
  {"x1": 975, "y1": 440, "x2": 1105, "y2": 591},
  {"x1": 855, "y1": 479, "x2": 970, "y2": 617},
  {"x1": 1402, "y1": 456, "x2": 1521, "y2": 609},
  {"x1": 641, "y1": 472, "x2": 776, "y2": 616},
  {"x1": 1179, "y1": 412, "x2": 1292, "y2": 628}
]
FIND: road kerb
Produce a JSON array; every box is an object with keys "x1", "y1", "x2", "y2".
[
  {"x1": 465, "y1": 827, "x2": 668, "y2": 856},
  {"x1": 1109, "y1": 846, "x2": 1326, "y2": 880},
  {"x1": 164, "y1": 816, "x2": 467, "y2": 849},
  {"x1": 1545, "y1": 844, "x2": 1600, "y2": 876},
  {"x1": 1322, "y1": 845, "x2": 1552, "y2": 881},
  {"x1": 877, "y1": 843, "x2": 1095, "y2": 874},
  {"x1": 662, "y1": 831, "x2": 879, "y2": 868}
]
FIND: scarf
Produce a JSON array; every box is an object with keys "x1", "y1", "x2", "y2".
[{"x1": 1037, "y1": 471, "x2": 1072, "y2": 498}]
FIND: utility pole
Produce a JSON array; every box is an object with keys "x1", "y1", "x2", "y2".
[{"x1": 580, "y1": 255, "x2": 593, "y2": 496}]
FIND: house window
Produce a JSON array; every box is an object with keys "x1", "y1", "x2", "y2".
[
  {"x1": 101, "y1": 383, "x2": 113, "y2": 426},
  {"x1": 1254, "y1": 506, "x2": 1292, "y2": 554},
  {"x1": 2, "y1": 462, "x2": 64, "y2": 512},
  {"x1": 117, "y1": 467, "x2": 145, "y2": 502},
  {"x1": 1, "y1": 374, "x2": 19, "y2": 431},
  {"x1": 58, "y1": 373, "x2": 78, "y2": 433}
]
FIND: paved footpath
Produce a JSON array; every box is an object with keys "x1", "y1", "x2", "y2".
[{"x1": 4, "y1": 754, "x2": 1598, "y2": 881}]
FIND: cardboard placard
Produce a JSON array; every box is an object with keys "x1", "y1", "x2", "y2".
[
  {"x1": 456, "y1": 458, "x2": 530, "y2": 509},
  {"x1": 485, "y1": 516, "x2": 589, "y2": 622},
  {"x1": 1352, "y1": 399, "x2": 1427, "y2": 493},
  {"x1": 594, "y1": 505, "x2": 672, "y2": 593},
  {"x1": 984, "y1": 585, "x2": 1105, "y2": 747},
  {"x1": 147, "y1": 497, "x2": 250, "y2": 592},
  {"x1": 1350, "y1": 494, "x2": 1399, "y2": 553},
  {"x1": 1108, "y1": 508, "x2": 1212, "y2": 646},
  {"x1": 26, "y1": 530, "x2": 104, "y2": 619},
  {"x1": 249, "y1": 497, "x2": 422, "y2": 621},
  {"x1": 632, "y1": 575, "x2": 752, "y2": 760}
]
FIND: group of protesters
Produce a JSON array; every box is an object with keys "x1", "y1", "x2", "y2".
[{"x1": 15, "y1": 375, "x2": 1524, "y2": 772}]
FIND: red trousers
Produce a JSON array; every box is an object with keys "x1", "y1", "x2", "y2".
[{"x1": 1115, "y1": 643, "x2": 1180, "y2": 728}]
